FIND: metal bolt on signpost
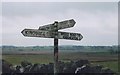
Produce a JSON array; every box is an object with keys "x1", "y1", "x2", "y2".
[{"x1": 21, "y1": 19, "x2": 83, "y2": 75}]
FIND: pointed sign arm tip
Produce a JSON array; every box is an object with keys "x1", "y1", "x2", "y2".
[{"x1": 21, "y1": 30, "x2": 24, "y2": 34}]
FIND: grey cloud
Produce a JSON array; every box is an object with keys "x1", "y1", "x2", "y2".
[
  {"x1": 2, "y1": 2, "x2": 117, "y2": 16},
  {"x1": 118, "y1": 2, "x2": 120, "y2": 45},
  {"x1": 2, "y1": 2, "x2": 118, "y2": 46}
]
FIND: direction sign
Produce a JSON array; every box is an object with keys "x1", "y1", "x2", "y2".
[
  {"x1": 21, "y1": 19, "x2": 83, "y2": 75},
  {"x1": 21, "y1": 29, "x2": 83, "y2": 41},
  {"x1": 21, "y1": 29, "x2": 54, "y2": 38},
  {"x1": 58, "y1": 32, "x2": 83, "y2": 41},
  {"x1": 39, "y1": 19, "x2": 76, "y2": 31}
]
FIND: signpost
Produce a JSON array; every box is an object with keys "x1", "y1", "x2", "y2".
[
  {"x1": 39, "y1": 19, "x2": 76, "y2": 30},
  {"x1": 21, "y1": 29, "x2": 83, "y2": 41},
  {"x1": 21, "y1": 19, "x2": 83, "y2": 75}
]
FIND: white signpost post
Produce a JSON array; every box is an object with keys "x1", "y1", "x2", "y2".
[{"x1": 21, "y1": 19, "x2": 83, "y2": 75}]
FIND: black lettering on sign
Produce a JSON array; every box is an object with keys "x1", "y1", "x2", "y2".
[
  {"x1": 63, "y1": 33, "x2": 69, "y2": 39},
  {"x1": 25, "y1": 31, "x2": 28, "y2": 34}
]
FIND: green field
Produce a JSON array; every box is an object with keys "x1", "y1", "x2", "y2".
[
  {"x1": 92, "y1": 61, "x2": 118, "y2": 73},
  {"x1": 3, "y1": 52, "x2": 119, "y2": 73},
  {"x1": 3, "y1": 54, "x2": 54, "y2": 64}
]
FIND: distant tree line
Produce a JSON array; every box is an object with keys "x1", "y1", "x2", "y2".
[{"x1": 2, "y1": 45, "x2": 118, "y2": 53}]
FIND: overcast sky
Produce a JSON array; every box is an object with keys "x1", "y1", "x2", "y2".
[{"x1": 1, "y1": 2, "x2": 118, "y2": 46}]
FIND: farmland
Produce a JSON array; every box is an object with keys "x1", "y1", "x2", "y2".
[
  {"x1": 2, "y1": 51, "x2": 119, "y2": 73},
  {"x1": 2, "y1": 45, "x2": 119, "y2": 73}
]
